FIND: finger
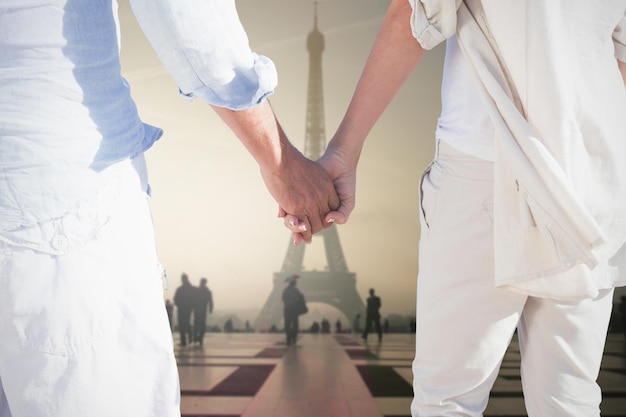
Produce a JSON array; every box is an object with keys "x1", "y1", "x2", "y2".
[
  {"x1": 302, "y1": 231, "x2": 313, "y2": 244},
  {"x1": 321, "y1": 219, "x2": 334, "y2": 230},
  {"x1": 325, "y1": 205, "x2": 351, "y2": 225},
  {"x1": 325, "y1": 211, "x2": 344, "y2": 225},
  {"x1": 283, "y1": 214, "x2": 301, "y2": 232},
  {"x1": 278, "y1": 207, "x2": 287, "y2": 218},
  {"x1": 283, "y1": 215, "x2": 313, "y2": 244},
  {"x1": 307, "y1": 214, "x2": 324, "y2": 235},
  {"x1": 327, "y1": 188, "x2": 341, "y2": 212},
  {"x1": 319, "y1": 191, "x2": 341, "y2": 230},
  {"x1": 298, "y1": 217, "x2": 313, "y2": 243}
]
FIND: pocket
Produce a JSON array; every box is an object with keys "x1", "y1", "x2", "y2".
[
  {"x1": 0, "y1": 241, "x2": 113, "y2": 356},
  {"x1": 419, "y1": 160, "x2": 446, "y2": 230}
]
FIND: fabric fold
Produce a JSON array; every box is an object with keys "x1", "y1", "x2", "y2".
[{"x1": 455, "y1": 0, "x2": 626, "y2": 300}]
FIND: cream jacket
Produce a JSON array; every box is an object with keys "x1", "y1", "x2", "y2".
[{"x1": 409, "y1": 0, "x2": 626, "y2": 300}]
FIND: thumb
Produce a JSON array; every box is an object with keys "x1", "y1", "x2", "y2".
[{"x1": 324, "y1": 205, "x2": 351, "y2": 225}]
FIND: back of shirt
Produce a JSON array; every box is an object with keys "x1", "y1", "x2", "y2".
[
  {"x1": 436, "y1": 34, "x2": 495, "y2": 160},
  {"x1": 432, "y1": 0, "x2": 626, "y2": 168},
  {"x1": 0, "y1": 0, "x2": 159, "y2": 231}
]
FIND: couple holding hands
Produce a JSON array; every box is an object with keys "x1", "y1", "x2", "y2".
[{"x1": 2, "y1": 0, "x2": 625, "y2": 416}]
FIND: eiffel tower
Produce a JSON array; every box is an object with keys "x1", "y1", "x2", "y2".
[{"x1": 254, "y1": 3, "x2": 365, "y2": 331}]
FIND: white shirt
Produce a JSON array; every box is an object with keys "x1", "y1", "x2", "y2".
[
  {"x1": 0, "y1": 0, "x2": 277, "y2": 235},
  {"x1": 436, "y1": 34, "x2": 494, "y2": 160},
  {"x1": 409, "y1": 0, "x2": 626, "y2": 300}
]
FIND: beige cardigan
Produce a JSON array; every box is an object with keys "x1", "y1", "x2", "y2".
[{"x1": 409, "y1": 0, "x2": 626, "y2": 300}]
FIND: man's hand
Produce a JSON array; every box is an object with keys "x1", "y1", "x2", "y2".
[
  {"x1": 283, "y1": 149, "x2": 356, "y2": 245},
  {"x1": 262, "y1": 145, "x2": 340, "y2": 243},
  {"x1": 211, "y1": 102, "x2": 339, "y2": 242}
]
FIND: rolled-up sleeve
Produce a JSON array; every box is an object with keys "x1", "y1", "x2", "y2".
[
  {"x1": 129, "y1": 0, "x2": 277, "y2": 110},
  {"x1": 613, "y1": 12, "x2": 626, "y2": 63},
  {"x1": 407, "y1": 0, "x2": 461, "y2": 50}
]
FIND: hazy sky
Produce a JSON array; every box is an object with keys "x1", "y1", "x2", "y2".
[{"x1": 118, "y1": 0, "x2": 445, "y2": 316}]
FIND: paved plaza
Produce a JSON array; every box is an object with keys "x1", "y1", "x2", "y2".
[{"x1": 175, "y1": 332, "x2": 626, "y2": 417}]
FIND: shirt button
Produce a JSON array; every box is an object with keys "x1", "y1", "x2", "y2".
[{"x1": 51, "y1": 234, "x2": 69, "y2": 251}]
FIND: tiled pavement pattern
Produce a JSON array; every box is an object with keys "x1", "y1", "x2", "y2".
[{"x1": 175, "y1": 332, "x2": 626, "y2": 417}]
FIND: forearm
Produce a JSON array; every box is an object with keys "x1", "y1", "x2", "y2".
[
  {"x1": 327, "y1": 0, "x2": 426, "y2": 166},
  {"x1": 213, "y1": 100, "x2": 340, "y2": 237},
  {"x1": 211, "y1": 100, "x2": 296, "y2": 173},
  {"x1": 619, "y1": 60, "x2": 626, "y2": 86}
]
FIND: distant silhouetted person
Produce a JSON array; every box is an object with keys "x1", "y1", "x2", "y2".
[
  {"x1": 310, "y1": 321, "x2": 320, "y2": 334},
  {"x1": 174, "y1": 273, "x2": 195, "y2": 346},
  {"x1": 362, "y1": 288, "x2": 382, "y2": 342},
  {"x1": 192, "y1": 277, "x2": 213, "y2": 346},
  {"x1": 353, "y1": 313, "x2": 361, "y2": 333},
  {"x1": 383, "y1": 318, "x2": 390, "y2": 334},
  {"x1": 335, "y1": 319, "x2": 343, "y2": 333},
  {"x1": 282, "y1": 275, "x2": 307, "y2": 345},
  {"x1": 165, "y1": 299, "x2": 174, "y2": 332},
  {"x1": 245, "y1": 320, "x2": 252, "y2": 333},
  {"x1": 319, "y1": 318, "x2": 330, "y2": 334},
  {"x1": 224, "y1": 318, "x2": 234, "y2": 333}
]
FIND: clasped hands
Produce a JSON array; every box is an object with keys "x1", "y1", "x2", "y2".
[{"x1": 261, "y1": 145, "x2": 355, "y2": 245}]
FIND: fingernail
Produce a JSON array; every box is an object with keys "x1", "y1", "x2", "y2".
[
  {"x1": 289, "y1": 219, "x2": 296, "y2": 227},
  {"x1": 298, "y1": 224, "x2": 307, "y2": 232},
  {"x1": 327, "y1": 218, "x2": 335, "y2": 223}
]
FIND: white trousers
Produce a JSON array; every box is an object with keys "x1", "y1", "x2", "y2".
[
  {"x1": 411, "y1": 140, "x2": 614, "y2": 417},
  {"x1": 0, "y1": 156, "x2": 180, "y2": 417}
]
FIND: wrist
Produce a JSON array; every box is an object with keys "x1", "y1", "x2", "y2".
[
  {"x1": 326, "y1": 124, "x2": 363, "y2": 169},
  {"x1": 258, "y1": 135, "x2": 302, "y2": 178}
]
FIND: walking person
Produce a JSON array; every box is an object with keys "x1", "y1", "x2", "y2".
[
  {"x1": 335, "y1": 319, "x2": 343, "y2": 334},
  {"x1": 193, "y1": 278, "x2": 214, "y2": 346},
  {"x1": 282, "y1": 275, "x2": 307, "y2": 346},
  {"x1": 174, "y1": 273, "x2": 195, "y2": 347},
  {"x1": 285, "y1": 0, "x2": 626, "y2": 414},
  {"x1": 362, "y1": 288, "x2": 382, "y2": 343}
]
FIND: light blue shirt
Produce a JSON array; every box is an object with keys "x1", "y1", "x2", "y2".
[{"x1": 0, "y1": 0, "x2": 277, "y2": 232}]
